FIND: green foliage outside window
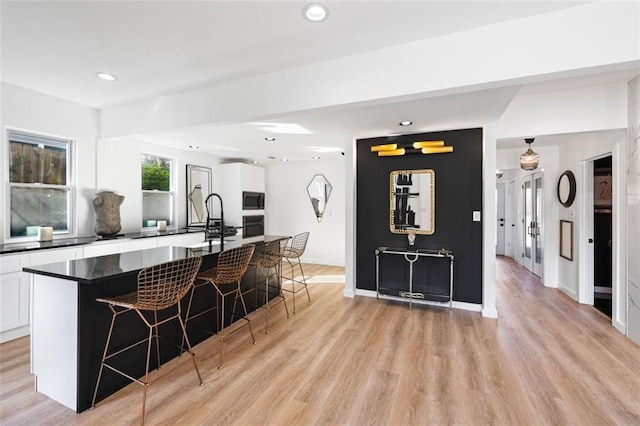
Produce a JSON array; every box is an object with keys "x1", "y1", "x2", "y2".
[{"x1": 141, "y1": 155, "x2": 171, "y2": 191}]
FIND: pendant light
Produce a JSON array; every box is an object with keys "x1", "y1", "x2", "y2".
[{"x1": 520, "y1": 138, "x2": 539, "y2": 171}]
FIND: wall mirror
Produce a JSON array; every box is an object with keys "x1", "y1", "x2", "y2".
[
  {"x1": 307, "y1": 174, "x2": 332, "y2": 222},
  {"x1": 186, "y1": 164, "x2": 212, "y2": 228},
  {"x1": 390, "y1": 169, "x2": 435, "y2": 235},
  {"x1": 557, "y1": 170, "x2": 576, "y2": 207}
]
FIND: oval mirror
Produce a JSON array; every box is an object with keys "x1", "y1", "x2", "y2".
[
  {"x1": 557, "y1": 170, "x2": 576, "y2": 207},
  {"x1": 307, "y1": 174, "x2": 332, "y2": 222}
]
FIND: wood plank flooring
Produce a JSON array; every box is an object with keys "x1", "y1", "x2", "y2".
[{"x1": 1, "y1": 259, "x2": 639, "y2": 425}]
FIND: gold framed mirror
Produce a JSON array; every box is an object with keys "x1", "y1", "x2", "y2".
[{"x1": 390, "y1": 169, "x2": 435, "y2": 235}]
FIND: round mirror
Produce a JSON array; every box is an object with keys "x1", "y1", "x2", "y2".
[{"x1": 557, "y1": 170, "x2": 576, "y2": 207}]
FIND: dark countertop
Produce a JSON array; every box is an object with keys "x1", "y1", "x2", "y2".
[
  {"x1": 22, "y1": 235, "x2": 287, "y2": 283},
  {"x1": 0, "y1": 228, "x2": 205, "y2": 255}
]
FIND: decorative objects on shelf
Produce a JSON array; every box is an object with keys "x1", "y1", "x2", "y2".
[
  {"x1": 307, "y1": 174, "x2": 332, "y2": 222},
  {"x1": 560, "y1": 220, "x2": 574, "y2": 261},
  {"x1": 91, "y1": 191, "x2": 124, "y2": 237},
  {"x1": 520, "y1": 138, "x2": 539, "y2": 170},
  {"x1": 186, "y1": 164, "x2": 212, "y2": 228},
  {"x1": 371, "y1": 140, "x2": 453, "y2": 156},
  {"x1": 557, "y1": 170, "x2": 577, "y2": 207},
  {"x1": 390, "y1": 169, "x2": 435, "y2": 235}
]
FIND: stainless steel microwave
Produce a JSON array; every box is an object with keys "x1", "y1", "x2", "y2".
[{"x1": 242, "y1": 191, "x2": 265, "y2": 210}]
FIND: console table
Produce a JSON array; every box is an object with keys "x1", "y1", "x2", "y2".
[{"x1": 375, "y1": 247, "x2": 454, "y2": 309}]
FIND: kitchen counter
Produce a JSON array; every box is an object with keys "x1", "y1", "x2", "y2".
[
  {"x1": 24, "y1": 235, "x2": 287, "y2": 413},
  {"x1": 0, "y1": 228, "x2": 206, "y2": 255}
]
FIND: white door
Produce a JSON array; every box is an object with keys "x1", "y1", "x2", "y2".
[
  {"x1": 506, "y1": 180, "x2": 516, "y2": 259},
  {"x1": 496, "y1": 183, "x2": 505, "y2": 255},
  {"x1": 523, "y1": 173, "x2": 543, "y2": 276}
]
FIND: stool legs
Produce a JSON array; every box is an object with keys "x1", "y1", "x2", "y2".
[
  {"x1": 254, "y1": 261, "x2": 289, "y2": 334},
  {"x1": 214, "y1": 281, "x2": 256, "y2": 370},
  {"x1": 284, "y1": 256, "x2": 311, "y2": 314},
  {"x1": 92, "y1": 305, "x2": 203, "y2": 424}
]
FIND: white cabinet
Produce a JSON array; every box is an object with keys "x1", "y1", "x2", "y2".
[
  {"x1": 30, "y1": 247, "x2": 83, "y2": 266},
  {"x1": 83, "y1": 240, "x2": 123, "y2": 258},
  {"x1": 0, "y1": 247, "x2": 82, "y2": 343},
  {"x1": 157, "y1": 233, "x2": 204, "y2": 248},
  {"x1": 122, "y1": 237, "x2": 157, "y2": 252},
  {"x1": 0, "y1": 253, "x2": 30, "y2": 343},
  {"x1": 220, "y1": 163, "x2": 265, "y2": 227}
]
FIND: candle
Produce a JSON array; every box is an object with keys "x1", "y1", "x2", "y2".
[
  {"x1": 157, "y1": 220, "x2": 167, "y2": 231},
  {"x1": 38, "y1": 227, "x2": 53, "y2": 242}
]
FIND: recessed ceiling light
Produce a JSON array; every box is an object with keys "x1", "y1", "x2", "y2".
[
  {"x1": 96, "y1": 72, "x2": 117, "y2": 81},
  {"x1": 189, "y1": 145, "x2": 199, "y2": 149},
  {"x1": 303, "y1": 3, "x2": 329, "y2": 22},
  {"x1": 265, "y1": 137, "x2": 276, "y2": 141},
  {"x1": 251, "y1": 160, "x2": 260, "y2": 164},
  {"x1": 399, "y1": 121, "x2": 413, "y2": 127},
  {"x1": 281, "y1": 158, "x2": 289, "y2": 162},
  {"x1": 312, "y1": 156, "x2": 320, "y2": 160}
]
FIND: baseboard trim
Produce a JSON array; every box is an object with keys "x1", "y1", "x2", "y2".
[
  {"x1": 558, "y1": 284, "x2": 578, "y2": 300},
  {"x1": 355, "y1": 289, "x2": 483, "y2": 313},
  {"x1": 0, "y1": 325, "x2": 30, "y2": 344},
  {"x1": 613, "y1": 319, "x2": 626, "y2": 335},
  {"x1": 481, "y1": 307, "x2": 498, "y2": 318}
]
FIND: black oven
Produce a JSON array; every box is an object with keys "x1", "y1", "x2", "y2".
[
  {"x1": 242, "y1": 215, "x2": 264, "y2": 238},
  {"x1": 242, "y1": 191, "x2": 265, "y2": 210}
]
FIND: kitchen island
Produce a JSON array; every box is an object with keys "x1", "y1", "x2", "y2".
[{"x1": 23, "y1": 236, "x2": 285, "y2": 413}]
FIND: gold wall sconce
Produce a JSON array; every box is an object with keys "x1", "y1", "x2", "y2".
[{"x1": 371, "y1": 140, "x2": 453, "y2": 156}]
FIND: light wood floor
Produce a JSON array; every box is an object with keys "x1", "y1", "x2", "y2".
[{"x1": 1, "y1": 259, "x2": 639, "y2": 425}]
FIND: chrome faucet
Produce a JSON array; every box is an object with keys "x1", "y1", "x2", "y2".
[{"x1": 204, "y1": 193, "x2": 224, "y2": 251}]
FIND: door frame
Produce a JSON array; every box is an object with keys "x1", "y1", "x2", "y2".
[{"x1": 578, "y1": 150, "x2": 627, "y2": 334}]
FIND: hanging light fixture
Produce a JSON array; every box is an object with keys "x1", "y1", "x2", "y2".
[{"x1": 520, "y1": 138, "x2": 539, "y2": 170}]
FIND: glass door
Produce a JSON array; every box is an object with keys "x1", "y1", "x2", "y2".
[{"x1": 523, "y1": 173, "x2": 543, "y2": 276}]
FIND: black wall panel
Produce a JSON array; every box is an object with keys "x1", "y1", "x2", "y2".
[{"x1": 356, "y1": 128, "x2": 483, "y2": 304}]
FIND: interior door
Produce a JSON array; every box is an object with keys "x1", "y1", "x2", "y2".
[
  {"x1": 496, "y1": 183, "x2": 505, "y2": 255},
  {"x1": 523, "y1": 172, "x2": 543, "y2": 276},
  {"x1": 506, "y1": 180, "x2": 516, "y2": 259}
]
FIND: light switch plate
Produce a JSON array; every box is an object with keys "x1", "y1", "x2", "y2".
[{"x1": 473, "y1": 211, "x2": 481, "y2": 221}]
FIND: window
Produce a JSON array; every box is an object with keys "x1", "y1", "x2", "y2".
[
  {"x1": 141, "y1": 154, "x2": 174, "y2": 228},
  {"x1": 7, "y1": 130, "x2": 72, "y2": 238}
]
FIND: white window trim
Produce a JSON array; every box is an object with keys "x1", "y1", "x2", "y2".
[
  {"x1": 141, "y1": 153, "x2": 176, "y2": 229},
  {"x1": 5, "y1": 128, "x2": 75, "y2": 242}
]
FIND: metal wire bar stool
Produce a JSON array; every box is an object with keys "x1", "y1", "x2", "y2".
[
  {"x1": 185, "y1": 244, "x2": 256, "y2": 369},
  {"x1": 280, "y1": 232, "x2": 311, "y2": 313},
  {"x1": 249, "y1": 238, "x2": 290, "y2": 334},
  {"x1": 91, "y1": 256, "x2": 203, "y2": 425}
]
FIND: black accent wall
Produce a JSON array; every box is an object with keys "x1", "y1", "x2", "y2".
[{"x1": 356, "y1": 128, "x2": 483, "y2": 304}]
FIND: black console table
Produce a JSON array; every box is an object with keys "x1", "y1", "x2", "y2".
[{"x1": 375, "y1": 247, "x2": 454, "y2": 309}]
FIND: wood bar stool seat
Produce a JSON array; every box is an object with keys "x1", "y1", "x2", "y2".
[
  {"x1": 281, "y1": 232, "x2": 311, "y2": 313},
  {"x1": 184, "y1": 244, "x2": 256, "y2": 369},
  {"x1": 91, "y1": 256, "x2": 203, "y2": 425},
  {"x1": 249, "y1": 238, "x2": 290, "y2": 334}
]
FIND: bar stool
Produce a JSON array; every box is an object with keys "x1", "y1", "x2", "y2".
[
  {"x1": 281, "y1": 232, "x2": 311, "y2": 313},
  {"x1": 184, "y1": 244, "x2": 256, "y2": 369},
  {"x1": 91, "y1": 256, "x2": 203, "y2": 425},
  {"x1": 249, "y1": 238, "x2": 290, "y2": 334}
]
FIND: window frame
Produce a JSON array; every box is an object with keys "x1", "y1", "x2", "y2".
[
  {"x1": 5, "y1": 129, "x2": 74, "y2": 241},
  {"x1": 140, "y1": 152, "x2": 175, "y2": 229}
]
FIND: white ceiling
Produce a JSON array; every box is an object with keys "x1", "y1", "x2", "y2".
[{"x1": 3, "y1": 0, "x2": 634, "y2": 162}]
